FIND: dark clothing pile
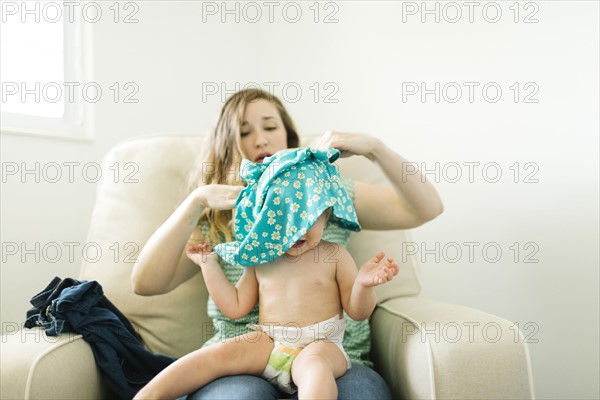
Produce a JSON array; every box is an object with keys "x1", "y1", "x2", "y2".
[{"x1": 25, "y1": 276, "x2": 175, "y2": 400}]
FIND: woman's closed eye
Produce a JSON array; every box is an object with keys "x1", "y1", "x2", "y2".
[{"x1": 240, "y1": 127, "x2": 275, "y2": 137}]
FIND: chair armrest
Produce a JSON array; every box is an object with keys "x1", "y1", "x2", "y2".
[
  {"x1": 1, "y1": 328, "x2": 106, "y2": 399},
  {"x1": 370, "y1": 297, "x2": 535, "y2": 400}
]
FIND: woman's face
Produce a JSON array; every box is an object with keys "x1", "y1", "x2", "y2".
[{"x1": 239, "y1": 99, "x2": 288, "y2": 163}]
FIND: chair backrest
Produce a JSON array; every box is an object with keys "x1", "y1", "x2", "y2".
[{"x1": 79, "y1": 134, "x2": 422, "y2": 358}]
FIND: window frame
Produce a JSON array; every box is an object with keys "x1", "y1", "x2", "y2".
[{"x1": 1, "y1": 4, "x2": 92, "y2": 141}]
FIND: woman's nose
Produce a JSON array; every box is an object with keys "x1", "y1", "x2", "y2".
[{"x1": 254, "y1": 130, "x2": 268, "y2": 147}]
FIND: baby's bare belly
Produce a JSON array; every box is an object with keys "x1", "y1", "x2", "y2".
[
  {"x1": 254, "y1": 242, "x2": 344, "y2": 327},
  {"x1": 257, "y1": 280, "x2": 342, "y2": 327}
]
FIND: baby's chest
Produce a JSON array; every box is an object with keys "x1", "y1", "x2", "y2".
[{"x1": 256, "y1": 260, "x2": 337, "y2": 293}]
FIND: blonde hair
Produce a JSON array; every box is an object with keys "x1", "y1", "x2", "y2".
[{"x1": 195, "y1": 88, "x2": 300, "y2": 243}]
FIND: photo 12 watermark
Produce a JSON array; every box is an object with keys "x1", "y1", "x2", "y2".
[
  {"x1": 401, "y1": 241, "x2": 541, "y2": 264},
  {"x1": 2, "y1": 161, "x2": 139, "y2": 184},
  {"x1": 199, "y1": 1, "x2": 340, "y2": 24},
  {"x1": 1, "y1": 1, "x2": 140, "y2": 24},
  {"x1": 1, "y1": 241, "x2": 141, "y2": 264},
  {"x1": 402, "y1": 161, "x2": 540, "y2": 184},
  {"x1": 401, "y1": 82, "x2": 540, "y2": 104},
  {"x1": 400, "y1": 321, "x2": 540, "y2": 344},
  {"x1": 205, "y1": 239, "x2": 343, "y2": 266},
  {"x1": 1, "y1": 324, "x2": 80, "y2": 344},
  {"x1": 1, "y1": 82, "x2": 140, "y2": 105},
  {"x1": 202, "y1": 81, "x2": 340, "y2": 104},
  {"x1": 400, "y1": 1, "x2": 540, "y2": 24}
]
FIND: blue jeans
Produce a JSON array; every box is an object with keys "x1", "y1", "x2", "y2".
[
  {"x1": 27, "y1": 278, "x2": 176, "y2": 399},
  {"x1": 184, "y1": 362, "x2": 391, "y2": 400}
]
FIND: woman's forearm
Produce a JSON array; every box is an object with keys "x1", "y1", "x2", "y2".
[
  {"x1": 370, "y1": 139, "x2": 444, "y2": 223},
  {"x1": 314, "y1": 131, "x2": 443, "y2": 229},
  {"x1": 131, "y1": 188, "x2": 205, "y2": 295}
]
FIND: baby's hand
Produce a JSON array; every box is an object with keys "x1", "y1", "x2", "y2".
[
  {"x1": 357, "y1": 251, "x2": 399, "y2": 287},
  {"x1": 186, "y1": 243, "x2": 219, "y2": 268}
]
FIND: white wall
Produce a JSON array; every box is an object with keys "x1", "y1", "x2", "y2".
[{"x1": 1, "y1": 2, "x2": 598, "y2": 399}]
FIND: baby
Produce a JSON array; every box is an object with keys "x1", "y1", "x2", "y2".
[{"x1": 134, "y1": 148, "x2": 399, "y2": 400}]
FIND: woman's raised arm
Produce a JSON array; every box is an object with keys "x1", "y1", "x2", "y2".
[
  {"x1": 131, "y1": 185, "x2": 241, "y2": 295},
  {"x1": 315, "y1": 131, "x2": 444, "y2": 230}
]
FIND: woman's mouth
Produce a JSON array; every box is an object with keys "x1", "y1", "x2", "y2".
[{"x1": 255, "y1": 152, "x2": 272, "y2": 163}]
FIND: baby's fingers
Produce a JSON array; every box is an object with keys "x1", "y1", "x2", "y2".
[
  {"x1": 386, "y1": 257, "x2": 400, "y2": 275},
  {"x1": 376, "y1": 263, "x2": 398, "y2": 285},
  {"x1": 370, "y1": 251, "x2": 385, "y2": 265},
  {"x1": 375, "y1": 266, "x2": 390, "y2": 285},
  {"x1": 186, "y1": 244, "x2": 202, "y2": 254},
  {"x1": 187, "y1": 242, "x2": 212, "y2": 254}
]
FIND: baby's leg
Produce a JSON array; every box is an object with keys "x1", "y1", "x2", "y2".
[
  {"x1": 133, "y1": 331, "x2": 273, "y2": 400},
  {"x1": 290, "y1": 341, "x2": 348, "y2": 399}
]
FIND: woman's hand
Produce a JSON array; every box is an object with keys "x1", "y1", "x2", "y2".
[
  {"x1": 194, "y1": 184, "x2": 243, "y2": 210},
  {"x1": 314, "y1": 130, "x2": 444, "y2": 229},
  {"x1": 314, "y1": 131, "x2": 382, "y2": 160},
  {"x1": 133, "y1": 184, "x2": 235, "y2": 296}
]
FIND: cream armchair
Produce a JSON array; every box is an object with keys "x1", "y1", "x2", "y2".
[{"x1": 1, "y1": 134, "x2": 535, "y2": 399}]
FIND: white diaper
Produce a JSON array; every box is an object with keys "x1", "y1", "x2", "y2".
[{"x1": 248, "y1": 315, "x2": 351, "y2": 393}]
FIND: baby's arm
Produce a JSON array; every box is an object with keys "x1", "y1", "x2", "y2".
[
  {"x1": 187, "y1": 243, "x2": 258, "y2": 319},
  {"x1": 336, "y1": 247, "x2": 399, "y2": 321}
]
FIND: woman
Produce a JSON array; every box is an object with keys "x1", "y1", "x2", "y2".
[{"x1": 131, "y1": 88, "x2": 443, "y2": 399}]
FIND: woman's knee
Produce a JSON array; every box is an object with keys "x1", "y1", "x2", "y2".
[
  {"x1": 336, "y1": 363, "x2": 392, "y2": 400},
  {"x1": 185, "y1": 375, "x2": 280, "y2": 400}
]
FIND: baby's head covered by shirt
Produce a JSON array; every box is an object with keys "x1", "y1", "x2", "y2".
[{"x1": 214, "y1": 147, "x2": 361, "y2": 267}]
